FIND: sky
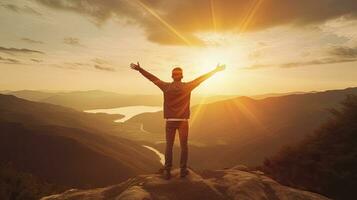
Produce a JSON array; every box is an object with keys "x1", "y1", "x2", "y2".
[{"x1": 0, "y1": 0, "x2": 357, "y2": 95}]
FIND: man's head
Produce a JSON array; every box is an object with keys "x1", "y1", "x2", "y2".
[{"x1": 172, "y1": 67, "x2": 183, "y2": 81}]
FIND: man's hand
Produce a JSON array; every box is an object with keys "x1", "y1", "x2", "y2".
[
  {"x1": 130, "y1": 62, "x2": 141, "y2": 71},
  {"x1": 215, "y1": 63, "x2": 226, "y2": 72}
]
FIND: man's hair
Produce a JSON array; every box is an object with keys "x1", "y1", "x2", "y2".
[
  {"x1": 172, "y1": 67, "x2": 183, "y2": 81},
  {"x1": 172, "y1": 67, "x2": 183, "y2": 74}
]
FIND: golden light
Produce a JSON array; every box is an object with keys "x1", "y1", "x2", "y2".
[{"x1": 192, "y1": 45, "x2": 242, "y2": 77}]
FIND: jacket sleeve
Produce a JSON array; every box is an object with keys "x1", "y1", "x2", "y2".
[
  {"x1": 138, "y1": 68, "x2": 167, "y2": 91},
  {"x1": 187, "y1": 70, "x2": 217, "y2": 90}
]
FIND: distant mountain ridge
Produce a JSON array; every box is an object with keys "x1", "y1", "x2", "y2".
[
  {"x1": 2, "y1": 89, "x2": 312, "y2": 110},
  {"x1": 127, "y1": 87, "x2": 357, "y2": 169},
  {"x1": 2, "y1": 90, "x2": 163, "y2": 110},
  {"x1": 0, "y1": 94, "x2": 161, "y2": 189}
]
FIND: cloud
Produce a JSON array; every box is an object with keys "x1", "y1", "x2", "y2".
[
  {"x1": 52, "y1": 59, "x2": 115, "y2": 71},
  {"x1": 247, "y1": 57, "x2": 357, "y2": 69},
  {"x1": 53, "y1": 62, "x2": 90, "y2": 70},
  {"x1": 94, "y1": 64, "x2": 115, "y2": 72},
  {"x1": 54, "y1": 61, "x2": 115, "y2": 71},
  {"x1": 92, "y1": 58, "x2": 115, "y2": 71},
  {"x1": 63, "y1": 37, "x2": 84, "y2": 46},
  {"x1": 246, "y1": 44, "x2": 357, "y2": 70},
  {"x1": 1, "y1": 3, "x2": 42, "y2": 16},
  {"x1": 21, "y1": 37, "x2": 44, "y2": 44},
  {"x1": 329, "y1": 46, "x2": 357, "y2": 58},
  {"x1": 35, "y1": 0, "x2": 134, "y2": 23},
  {"x1": 0, "y1": 46, "x2": 44, "y2": 55},
  {"x1": 92, "y1": 58, "x2": 107, "y2": 65},
  {"x1": 0, "y1": 56, "x2": 21, "y2": 64},
  {"x1": 36, "y1": 0, "x2": 357, "y2": 45},
  {"x1": 30, "y1": 58, "x2": 43, "y2": 63},
  {"x1": 64, "y1": 62, "x2": 90, "y2": 67}
]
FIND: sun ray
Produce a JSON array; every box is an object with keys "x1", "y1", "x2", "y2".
[
  {"x1": 231, "y1": 100, "x2": 266, "y2": 130},
  {"x1": 237, "y1": 0, "x2": 264, "y2": 34},
  {"x1": 190, "y1": 95, "x2": 209, "y2": 126},
  {"x1": 210, "y1": 0, "x2": 217, "y2": 33},
  {"x1": 131, "y1": 0, "x2": 192, "y2": 46}
]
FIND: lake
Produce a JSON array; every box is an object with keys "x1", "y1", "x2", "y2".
[
  {"x1": 84, "y1": 105, "x2": 165, "y2": 166},
  {"x1": 84, "y1": 105, "x2": 162, "y2": 122}
]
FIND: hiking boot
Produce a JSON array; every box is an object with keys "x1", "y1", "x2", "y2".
[
  {"x1": 158, "y1": 167, "x2": 171, "y2": 180},
  {"x1": 162, "y1": 169, "x2": 171, "y2": 180},
  {"x1": 180, "y1": 168, "x2": 189, "y2": 178}
]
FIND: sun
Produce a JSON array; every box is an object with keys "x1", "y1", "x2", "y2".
[
  {"x1": 193, "y1": 46, "x2": 237, "y2": 74},
  {"x1": 180, "y1": 47, "x2": 234, "y2": 92}
]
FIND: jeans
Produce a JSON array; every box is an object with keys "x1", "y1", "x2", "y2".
[{"x1": 164, "y1": 121, "x2": 188, "y2": 170}]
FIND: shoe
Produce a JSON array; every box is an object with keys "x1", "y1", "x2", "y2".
[
  {"x1": 180, "y1": 168, "x2": 189, "y2": 178},
  {"x1": 157, "y1": 167, "x2": 171, "y2": 180},
  {"x1": 163, "y1": 169, "x2": 171, "y2": 180}
]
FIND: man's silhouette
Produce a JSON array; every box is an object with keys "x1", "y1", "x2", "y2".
[{"x1": 130, "y1": 62, "x2": 225, "y2": 179}]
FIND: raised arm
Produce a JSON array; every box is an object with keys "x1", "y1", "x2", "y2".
[
  {"x1": 187, "y1": 64, "x2": 226, "y2": 90},
  {"x1": 130, "y1": 62, "x2": 167, "y2": 90}
]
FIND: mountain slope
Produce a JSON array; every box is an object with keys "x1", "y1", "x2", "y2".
[
  {"x1": 127, "y1": 87, "x2": 357, "y2": 168},
  {"x1": 0, "y1": 94, "x2": 124, "y2": 133},
  {"x1": 0, "y1": 94, "x2": 161, "y2": 188},
  {"x1": 41, "y1": 166, "x2": 330, "y2": 200},
  {"x1": 262, "y1": 95, "x2": 357, "y2": 200}
]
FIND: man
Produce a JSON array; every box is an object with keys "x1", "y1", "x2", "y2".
[{"x1": 130, "y1": 62, "x2": 225, "y2": 179}]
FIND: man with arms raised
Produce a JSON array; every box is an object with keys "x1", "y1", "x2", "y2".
[{"x1": 130, "y1": 62, "x2": 225, "y2": 179}]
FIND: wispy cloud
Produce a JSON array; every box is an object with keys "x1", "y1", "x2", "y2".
[
  {"x1": 30, "y1": 58, "x2": 43, "y2": 63},
  {"x1": 246, "y1": 44, "x2": 357, "y2": 70},
  {"x1": 0, "y1": 46, "x2": 44, "y2": 55},
  {"x1": 94, "y1": 64, "x2": 115, "y2": 72},
  {"x1": 53, "y1": 62, "x2": 90, "y2": 70},
  {"x1": 0, "y1": 56, "x2": 21, "y2": 64},
  {"x1": 248, "y1": 57, "x2": 357, "y2": 69},
  {"x1": 92, "y1": 58, "x2": 107, "y2": 65},
  {"x1": 329, "y1": 46, "x2": 357, "y2": 58},
  {"x1": 92, "y1": 58, "x2": 115, "y2": 71},
  {"x1": 63, "y1": 37, "x2": 84, "y2": 46},
  {"x1": 21, "y1": 37, "x2": 44, "y2": 44},
  {"x1": 1, "y1": 3, "x2": 42, "y2": 16},
  {"x1": 52, "y1": 60, "x2": 116, "y2": 72}
]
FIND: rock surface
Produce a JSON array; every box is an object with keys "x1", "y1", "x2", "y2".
[{"x1": 41, "y1": 167, "x2": 330, "y2": 200}]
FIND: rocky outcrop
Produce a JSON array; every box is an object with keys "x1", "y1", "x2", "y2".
[{"x1": 41, "y1": 166, "x2": 330, "y2": 200}]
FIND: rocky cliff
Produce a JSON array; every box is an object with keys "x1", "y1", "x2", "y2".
[{"x1": 41, "y1": 166, "x2": 330, "y2": 200}]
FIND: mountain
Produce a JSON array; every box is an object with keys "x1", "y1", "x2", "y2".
[
  {"x1": 0, "y1": 94, "x2": 161, "y2": 189},
  {"x1": 5, "y1": 90, "x2": 237, "y2": 110},
  {"x1": 127, "y1": 87, "x2": 357, "y2": 168},
  {"x1": 4, "y1": 90, "x2": 163, "y2": 110},
  {"x1": 41, "y1": 166, "x2": 330, "y2": 200},
  {"x1": 3, "y1": 89, "x2": 315, "y2": 111},
  {"x1": 6, "y1": 90, "x2": 57, "y2": 101},
  {"x1": 0, "y1": 90, "x2": 11, "y2": 94},
  {"x1": 262, "y1": 95, "x2": 357, "y2": 200},
  {"x1": 40, "y1": 90, "x2": 163, "y2": 110},
  {"x1": 251, "y1": 91, "x2": 309, "y2": 99}
]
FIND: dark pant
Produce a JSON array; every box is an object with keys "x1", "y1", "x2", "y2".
[{"x1": 164, "y1": 121, "x2": 188, "y2": 170}]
